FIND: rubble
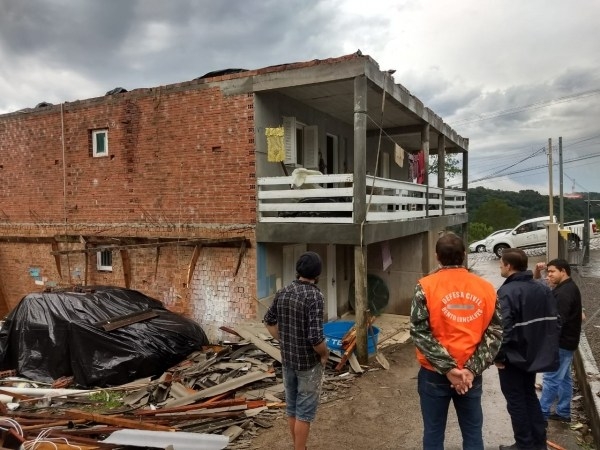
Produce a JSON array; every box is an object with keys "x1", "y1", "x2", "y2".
[{"x1": 0, "y1": 324, "x2": 369, "y2": 449}]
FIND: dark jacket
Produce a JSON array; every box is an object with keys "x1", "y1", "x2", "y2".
[
  {"x1": 496, "y1": 270, "x2": 559, "y2": 372},
  {"x1": 554, "y1": 278, "x2": 582, "y2": 351}
]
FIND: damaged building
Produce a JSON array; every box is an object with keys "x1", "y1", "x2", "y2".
[{"x1": 0, "y1": 52, "x2": 468, "y2": 341}]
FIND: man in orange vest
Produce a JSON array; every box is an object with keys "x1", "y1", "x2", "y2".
[{"x1": 411, "y1": 232, "x2": 502, "y2": 450}]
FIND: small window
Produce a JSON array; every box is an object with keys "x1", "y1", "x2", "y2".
[
  {"x1": 92, "y1": 129, "x2": 108, "y2": 157},
  {"x1": 97, "y1": 250, "x2": 113, "y2": 271}
]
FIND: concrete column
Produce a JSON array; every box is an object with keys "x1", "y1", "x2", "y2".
[
  {"x1": 353, "y1": 75, "x2": 367, "y2": 224},
  {"x1": 421, "y1": 124, "x2": 430, "y2": 216},
  {"x1": 437, "y1": 134, "x2": 446, "y2": 214},
  {"x1": 462, "y1": 148, "x2": 469, "y2": 247},
  {"x1": 547, "y1": 223, "x2": 559, "y2": 260}
]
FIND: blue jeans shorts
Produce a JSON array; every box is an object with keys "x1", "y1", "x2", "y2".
[{"x1": 282, "y1": 363, "x2": 324, "y2": 422}]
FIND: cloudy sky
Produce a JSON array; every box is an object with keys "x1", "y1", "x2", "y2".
[{"x1": 1, "y1": 0, "x2": 599, "y2": 195}]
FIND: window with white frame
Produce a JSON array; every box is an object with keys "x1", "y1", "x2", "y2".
[
  {"x1": 283, "y1": 116, "x2": 318, "y2": 169},
  {"x1": 97, "y1": 249, "x2": 113, "y2": 271},
  {"x1": 92, "y1": 129, "x2": 108, "y2": 157}
]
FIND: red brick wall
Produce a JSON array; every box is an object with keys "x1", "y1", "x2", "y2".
[
  {"x1": 0, "y1": 85, "x2": 256, "y2": 224},
  {"x1": 0, "y1": 81, "x2": 258, "y2": 337}
]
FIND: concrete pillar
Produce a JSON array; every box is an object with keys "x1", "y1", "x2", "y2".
[
  {"x1": 353, "y1": 75, "x2": 367, "y2": 225},
  {"x1": 421, "y1": 124, "x2": 430, "y2": 216},
  {"x1": 547, "y1": 222, "x2": 559, "y2": 261},
  {"x1": 437, "y1": 134, "x2": 446, "y2": 214}
]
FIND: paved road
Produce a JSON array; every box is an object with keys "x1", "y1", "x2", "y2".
[{"x1": 458, "y1": 250, "x2": 586, "y2": 449}]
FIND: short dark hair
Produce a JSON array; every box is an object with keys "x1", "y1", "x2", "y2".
[
  {"x1": 435, "y1": 232, "x2": 465, "y2": 266},
  {"x1": 501, "y1": 248, "x2": 528, "y2": 271},
  {"x1": 547, "y1": 258, "x2": 571, "y2": 276}
]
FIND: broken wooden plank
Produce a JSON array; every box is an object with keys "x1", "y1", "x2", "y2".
[
  {"x1": 235, "y1": 326, "x2": 281, "y2": 363},
  {"x1": 93, "y1": 310, "x2": 158, "y2": 332},
  {"x1": 64, "y1": 409, "x2": 176, "y2": 432},
  {"x1": 120, "y1": 249, "x2": 131, "y2": 288},
  {"x1": 51, "y1": 242, "x2": 62, "y2": 280},
  {"x1": 165, "y1": 371, "x2": 275, "y2": 408},
  {"x1": 187, "y1": 245, "x2": 202, "y2": 286},
  {"x1": 233, "y1": 240, "x2": 247, "y2": 277}
]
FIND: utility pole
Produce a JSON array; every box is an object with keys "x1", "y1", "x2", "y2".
[
  {"x1": 548, "y1": 138, "x2": 554, "y2": 222},
  {"x1": 559, "y1": 137, "x2": 564, "y2": 227}
]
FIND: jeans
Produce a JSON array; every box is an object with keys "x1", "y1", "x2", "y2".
[
  {"x1": 498, "y1": 362, "x2": 546, "y2": 450},
  {"x1": 417, "y1": 367, "x2": 484, "y2": 450},
  {"x1": 539, "y1": 347, "x2": 574, "y2": 419},
  {"x1": 282, "y1": 364, "x2": 323, "y2": 422}
]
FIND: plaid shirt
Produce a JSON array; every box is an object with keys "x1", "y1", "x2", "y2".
[{"x1": 263, "y1": 280, "x2": 325, "y2": 370}]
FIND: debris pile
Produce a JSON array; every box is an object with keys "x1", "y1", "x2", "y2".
[{"x1": 0, "y1": 324, "x2": 363, "y2": 449}]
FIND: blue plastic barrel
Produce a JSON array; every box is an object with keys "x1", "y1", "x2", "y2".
[{"x1": 324, "y1": 320, "x2": 380, "y2": 356}]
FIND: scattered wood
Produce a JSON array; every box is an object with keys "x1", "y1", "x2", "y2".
[{"x1": 0, "y1": 321, "x2": 385, "y2": 450}]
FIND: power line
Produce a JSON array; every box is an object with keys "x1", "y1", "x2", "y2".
[
  {"x1": 469, "y1": 147, "x2": 546, "y2": 183},
  {"x1": 453, "y1": 88, "x2": 600, "y2": 126},
  {"x1": 470, "y1": 152, "x2": 600, "y2": 184}
]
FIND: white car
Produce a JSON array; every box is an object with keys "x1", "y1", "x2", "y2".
[{"x1": 469, "y1": 229, "x2": 512, "y2": 253}]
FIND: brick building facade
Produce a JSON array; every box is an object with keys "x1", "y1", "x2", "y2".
[
  {"x1": 0, "y1": 73, "x2": 258, "y2": 340},
  {"x1": 0, "y1": 53, "x2": 470, "y2": 345}
]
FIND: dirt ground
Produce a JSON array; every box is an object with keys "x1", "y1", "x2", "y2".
[{"x1": 251, "y1": 342, "x2": 425, "y2": 450}]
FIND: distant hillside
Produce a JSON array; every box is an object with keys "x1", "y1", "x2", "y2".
[{"x1": 467, "y1": 187, "x2": 599, "y2": 223}]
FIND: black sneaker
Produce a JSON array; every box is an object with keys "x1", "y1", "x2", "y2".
[{"x1": 548, "y1": 413, "x2": 571, "y2": 423}]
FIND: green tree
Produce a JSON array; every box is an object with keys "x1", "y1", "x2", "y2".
[
  {"x1": 472, "y1": 198, "x2": 521, "y2": 230},
  {"x1": 429, "y1": 154, "x2": 461, "y2": 181},
  {"x1": 468, "y1": 222, "x2": 493, "y2": 243}
]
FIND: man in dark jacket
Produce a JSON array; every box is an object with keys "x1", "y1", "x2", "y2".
[
  {"x1": 535, "y1": 259, "x2": 582, "y2": 423},
  {"x1": 495, "y1": 249, "x2": 559, "y2": 450}
]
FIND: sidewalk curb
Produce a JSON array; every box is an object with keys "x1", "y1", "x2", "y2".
[{"x1": 574, "y1": 333, "x2": 600, "y2": 444}]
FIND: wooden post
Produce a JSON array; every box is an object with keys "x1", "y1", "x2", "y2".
[
  {"x1": 354, "y1": 245, "x2": 368, "y2": 364},
  {"x1": 353, "y1": 74, "x2": 368, "y2": 364},
  {"x1": 120, "y1": 249, "x2": 131, "y2": 288}
]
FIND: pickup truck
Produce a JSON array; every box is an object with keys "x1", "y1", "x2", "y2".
[{"x1": 487, "y1": 216, "x2": 597, "y2": 257}]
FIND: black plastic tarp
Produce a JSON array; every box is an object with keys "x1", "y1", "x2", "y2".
[{"x1": 0, "y1": 286, "x2": 209, "y2": 387}]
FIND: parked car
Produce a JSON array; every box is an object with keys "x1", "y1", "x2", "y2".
[
  {"x1": 469, "y1": 229, "x2": 512, "y2": 253},
  {"x1": 487, "y1": 216, "x2": 597, "y2": 257}
]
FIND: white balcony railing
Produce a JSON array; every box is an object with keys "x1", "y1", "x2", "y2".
[{"x1": 257, "y1": 173, "x2": 466, "y2": 223}]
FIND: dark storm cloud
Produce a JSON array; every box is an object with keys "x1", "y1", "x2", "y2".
[
  {"x1": 0, "y1": 1, "x2": 135, "y2": 64},
  {"x1": 0, "y1": 0, "x2": 388, "y2": 106}
]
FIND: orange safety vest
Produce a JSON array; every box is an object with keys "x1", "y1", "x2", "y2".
[{"x1": 416, "y1": 268, "x2": 497, "y2": 372}]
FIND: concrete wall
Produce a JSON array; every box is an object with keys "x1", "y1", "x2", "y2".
[
  {"x1": 366, "y1": 234, "x2": 427, "y2": 315},
  {"x1": 254, "y1": 92, "x2": 354, "y2": 177}
]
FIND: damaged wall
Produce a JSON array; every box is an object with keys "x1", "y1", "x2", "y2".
[{"x1": 0, "y1": 75, "x2": 258, "y2": 336}]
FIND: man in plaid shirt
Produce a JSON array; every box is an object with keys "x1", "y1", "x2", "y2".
[{"x1": 264, "y1": 251, "x2": 329, "y2": 450}]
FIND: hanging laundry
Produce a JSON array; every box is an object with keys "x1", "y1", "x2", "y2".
[
  {"x1": 416, "y1": 150, "x2": 425, "y2": 184},
  {"x1": 265, "y1": 127, "x2": 285, "y2": 162},
  {"x1": 394, "y1": 143, "x2": 405, "y2": 168}
]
